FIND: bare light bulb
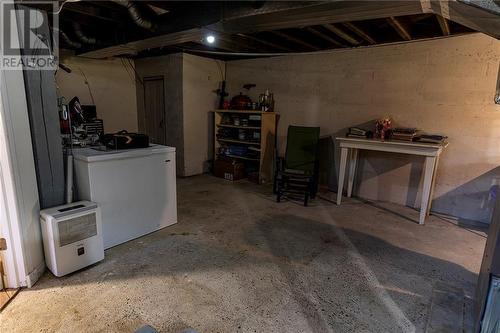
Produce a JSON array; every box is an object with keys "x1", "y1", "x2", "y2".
[{"x1": 206, "y1": 35, "x2": 215, "y2": 44}]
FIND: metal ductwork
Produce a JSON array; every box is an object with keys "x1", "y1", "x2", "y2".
[
  {"x1": 58, "y1": 29, "x2": 82, "y2": 49},
  {"x1": 72, "y1": 22, "x2": 97, "y2": 45},
  {"x1": 111, "y1": 0, "x2": 154, "y2": 30}
]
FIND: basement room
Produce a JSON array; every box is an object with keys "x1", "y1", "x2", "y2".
[{"x1": 1, "y1": 1, "x2": 500, "y2": 332}]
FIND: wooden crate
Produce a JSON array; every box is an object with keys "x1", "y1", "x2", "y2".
[{"x1": 213, "y1": 159, "x2": 246, "y2": 181}]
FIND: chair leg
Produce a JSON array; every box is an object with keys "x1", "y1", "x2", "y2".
[
  {"x1": 309, "y1": 179, "x2": 316, "y2": 199},
  {"x1": 304, "y1": 191, "x2": 309, "y2": 206},
  {"x1": 277, "y1": 191, "x2": 281, "y2": 203}
]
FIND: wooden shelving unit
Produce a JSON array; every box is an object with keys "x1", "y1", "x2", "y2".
[
  {"x1": 217, "y1": 124, "x2": 261, "y2": 130},
  {"x1": 217, "y1": 138, "x2": 260, "y2": 146},
  {"x1": 213, "y1": 109, "x2": 278, "y2": 184}
]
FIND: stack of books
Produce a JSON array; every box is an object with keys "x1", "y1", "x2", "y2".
[
  {"x1": 346, "y1": 127, "x2": 369, "y2": 139},
  {"x1": 415, "y1": 134, "x2": 447, "y2": 144},
  {"x1": 391, "y1": 128, "x2": 419, "y2": 142}
]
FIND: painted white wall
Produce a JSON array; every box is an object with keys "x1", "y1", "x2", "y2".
[
  {"x1": 0, "y1": 12, "x2": 44, "y2": 287},
  {"x1": 226, "y1": 33, "x2": 500, "y2": 223},
  {"x1": 55, "y1": 56, "x2": 138, "y2": 133},
  {"x1": 182, "y1": 54, "x2": 223, "y2": 176}
]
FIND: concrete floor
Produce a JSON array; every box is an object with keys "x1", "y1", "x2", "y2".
[{"x1": 0, "y1": 175, "x2": 487, "y2": 333}]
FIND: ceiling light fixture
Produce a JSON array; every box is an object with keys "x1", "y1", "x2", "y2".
[{"x1": 206, "y1": 35, "x2": 215, "y2": 44}]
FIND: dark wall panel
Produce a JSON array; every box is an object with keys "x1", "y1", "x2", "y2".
[{"x1": 18, "y1": 6, "x2": 65, "y2": 208}]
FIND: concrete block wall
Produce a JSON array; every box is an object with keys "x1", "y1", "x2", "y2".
[{"x1": 226, "y1": 33, "x2": 500, "y2": 224}]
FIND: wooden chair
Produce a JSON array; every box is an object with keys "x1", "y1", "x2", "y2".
[{"x1": 274, "y1": 126, "x2": 320, "y2": 206}]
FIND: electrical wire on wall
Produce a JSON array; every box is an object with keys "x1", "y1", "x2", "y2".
[
  {"x1": 214, "y1": 59, "x2": 225, "y2": 81},
  {"x1": 127, "y1": 58, "x2": 144, "y2": 86},
  {"x1": 120, "y1": 58, "x2": 135, "y2": 85},
  {"x1": 120, "y1": 57, "x2": 143, "y2": 87},
  {"x1": 78, "y1": 68, "x2": 95, "y2": 105}
]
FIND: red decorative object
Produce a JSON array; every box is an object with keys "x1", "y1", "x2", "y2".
[
  {"x1": 230, "y1": 92, "x2": 252, "y2": 110},
  {"x1": 375, "y1": 118, "x2": 392, "y2": 140}
]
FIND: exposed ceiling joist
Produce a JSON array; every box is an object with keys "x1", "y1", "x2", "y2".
[
  {"x1": 270, "y1": 31, "x2": 320, "y2": 51},
  {"x1": 194, "y1": 40, "x2": 242, "y2": 53},
  {"x1": 79, "y1": 1, "x2": 424, "y2": 58},
  {"x1": 76, "y1": 0, "x2": 500, "y2": 59},
  {"x1": 342, "y1": 22, "x2": 377, "y2": 44},
  {"x1": 387, "y1": 16, "x2": 412, "y2": 40},
  {"x1": 216, "y1": 1, "x2": 424, "y2": 34},
  {"x1": 322, "y1": 24, "x2": 360, "y2": 45},
  {"x1": 436, "y1": 15, "x2": 451, "y2": 36},
  {"x1": 80, "y1": 28, "x2": 203, "y2": 58},
  {"x1": 61, "y1": 2, "x2": 125, "y2": 23},
  {"x1": 216, "y1": 35, "x2": 262, "y2": 52},
  {"x1": 304, "y1": 27, "x2": 345, "y2": 48},
  {"x1": 235, "y1": 34, "x2": 293, "y2": 52},
  {"x1": 431, "y1": 0, "x2": 500, "y2": 39},
  {"x1": 409, "y1": 13, "x2": 435, "y2": 23}
]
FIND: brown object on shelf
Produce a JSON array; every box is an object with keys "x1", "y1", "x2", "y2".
[
  {"x1": 230, "y1": 93, "x2": 252, "y2": 110},
  {"x1": 214, "y1": 159, "x2": 246, "y2": 181}
]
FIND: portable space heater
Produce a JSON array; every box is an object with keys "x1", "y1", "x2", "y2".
[{"x1": 40, "y1": 201, "x2": 104, "y2": 277}]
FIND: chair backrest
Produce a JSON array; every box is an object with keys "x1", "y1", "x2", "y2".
[{"x1": 284, "y1": 126, "x2": 320, "y2": 175}]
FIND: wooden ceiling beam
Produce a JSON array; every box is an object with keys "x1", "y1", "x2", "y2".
[
  {"x1": 62, "y1": 2, "x2": 125, "y2": 23},
  {"x1": 236, "y1": 33, "x2": 294, "y2": 52},
  {"x1": 436, "y1": 15, "x2": 451, "y2": 36},
  {"x1": 217, "y1": 34, "x2": 262, "y2": 52},
  {"x1": 270, "y1": 31, "x2": 320, "y2": 51},
  {"x1": 80, "y1": 1, "x2": 425, "y2": 59},
  {"x1": 408, "y1": 13, "x2": 435, "y2": 23},
  {"x1": 432, "y1": 0, "x2": 500, "y2": 39},
  {"x1": 342, "y1": 22, "x2": 376, "y2": 44},
  {"x1": 322, "y1": 24, "x2": 360, "y2": 45},
  {"x1": 303, "y1": 27, "x2": 345, "y2": 48},
  {"x1": 217, "y1": 1, "x2": 423, "y2": 34},
  {"x1": 387, "y1": 17, "x2": 412, "y2": 41},
  {"x1": 80, "y1": 28, "x2": 203, "y2": 58},
  {"x1": 194, "y1": 40, "x2": 242, "y2": 53}
]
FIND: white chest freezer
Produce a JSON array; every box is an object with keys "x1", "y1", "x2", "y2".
[{"x1": 73, "y1": 145, "x2": 177, "y2": 249}]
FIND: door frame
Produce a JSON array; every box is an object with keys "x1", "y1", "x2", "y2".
[
  {"x1": 143, "y1": 76, "x2": 166, "y2": 144},
  {"x1": 0, "y1": 64, "x2": 30, "y2": 288},
  {"x1": 0, "y1": 0, "x2": 44, "y2": 288}
]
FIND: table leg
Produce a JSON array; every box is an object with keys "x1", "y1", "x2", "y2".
[
  {"x1": 426, "y1": 155, "x2": 440, "y2": 216},
  {"x1": 419, "y1": 156, "x2": 437, "y2": 225},
  {"x1": 337, "y1": 147, "x2": 349, "y2": 205},
  {"x1": 347, "y1": 148, "x2": 358, "y2": 198}
]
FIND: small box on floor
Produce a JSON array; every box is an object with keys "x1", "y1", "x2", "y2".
[{"x1": 214, "y1": 159, "x2": 245, "y2": 181}]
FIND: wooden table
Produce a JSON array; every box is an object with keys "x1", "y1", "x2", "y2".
[{"x1": 336, "y1": 137, "x2": 448, "y2": 225}]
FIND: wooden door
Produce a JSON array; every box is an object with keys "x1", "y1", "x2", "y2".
[{"x1": 143, "y1": 77, "x2": 166, "y2": 144}]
